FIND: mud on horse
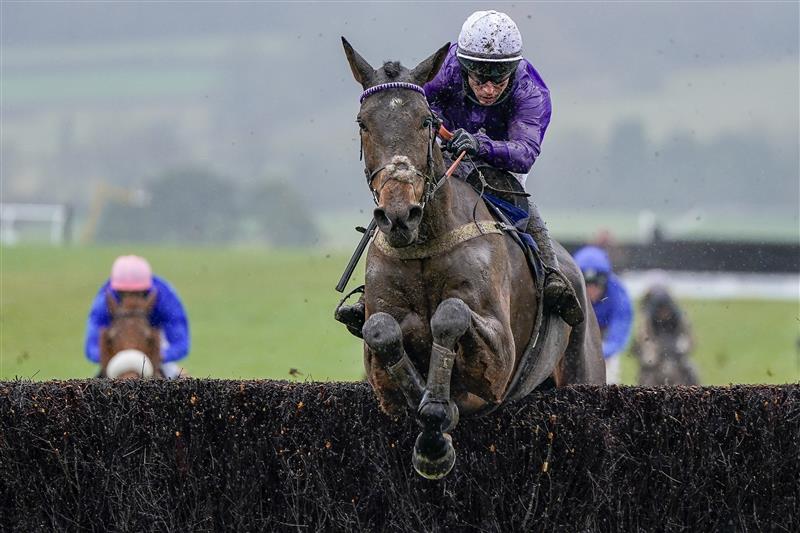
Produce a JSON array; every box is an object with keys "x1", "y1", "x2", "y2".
[
  {"x1": 342, "y1": 38, "x2": 605, "y2": 479},
  {"x1": 100, "y1": 291, "x2": 162, "y2": 379}
]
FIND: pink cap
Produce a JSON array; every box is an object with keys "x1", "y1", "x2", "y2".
[{"x1": 110, "y1": 255, "x2": 153, "y2": 291}]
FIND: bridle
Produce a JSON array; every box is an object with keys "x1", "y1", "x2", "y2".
[{"x1": 359, "y1": 82, "x2": 447, "y2": 211}]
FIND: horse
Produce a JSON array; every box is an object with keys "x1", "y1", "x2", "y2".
[
  {"x1": 631, "y1": 289, "x2": 699, "y2": 386},
  {"x1": 99, "y1": 291, "x2": 162, "y2": 379},
  {"x1": 342, "y1": 38, "x2": 606, "y2": 479}
]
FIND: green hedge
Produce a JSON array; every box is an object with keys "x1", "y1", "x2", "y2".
[{"x1": 1, "y1": 380, "x2": 797, "y2": 531}]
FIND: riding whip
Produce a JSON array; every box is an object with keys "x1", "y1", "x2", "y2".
[{"x1": 335, "y1": 219, "x2": 377, "y2": 293}]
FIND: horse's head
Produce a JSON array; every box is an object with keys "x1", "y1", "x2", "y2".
[
  {"x1": 102, "y1": 290, "x2": 160, "y2": 379},
  {"x1": 343, "y1": 38, "x2": 450, "y2": 247}
]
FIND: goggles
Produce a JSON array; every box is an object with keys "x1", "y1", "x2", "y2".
[
  {"x1": 582, "y1": 269, "x2": 608, "y2": 286},
  {"x1": 458, "y1": 57, "x2": 519, "y2": 86},
  {"x1": 468, "y1": 72, "x2": 512, "y2": 86}
]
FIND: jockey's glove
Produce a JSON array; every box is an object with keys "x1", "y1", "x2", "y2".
[{"x1": 446, "y1": 128, "x2": 480, "y2": 156}]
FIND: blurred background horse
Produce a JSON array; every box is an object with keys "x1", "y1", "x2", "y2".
[{"x1": 631, "y1": 286, "x2": 700, "y2": 385}]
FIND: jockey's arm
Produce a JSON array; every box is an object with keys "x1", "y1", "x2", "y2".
[
  {"x1": 601, "y1": 280, "x2": 634, "y2": 359},
  {"x1": 84, "y1": 284, "x2": 112, "y2": 363},
  {"x1": 161, "y1": 319, "x2": 189, "y2": 362},
  {"x1": 154, "y1": 283, "x2": 190, "y2": 363},
  {"x1": 474, "y1": 81, "x2": 550, "y2": 174}
]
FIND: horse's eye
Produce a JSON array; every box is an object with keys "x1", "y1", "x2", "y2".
[
  {"x1": 422, "y1": 117, "x2": 433, "y2": 129},
  {"x1": 357, "y1": 118, "x2": 367, "y2": 132}
]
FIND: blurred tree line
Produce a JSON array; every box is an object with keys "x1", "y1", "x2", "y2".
[
  {"x1": 95, "y1": 168, "x2": 319, "y2": 247},
  {"x1": 536, "y1": 119, "x2": 798, "y2": 214}
]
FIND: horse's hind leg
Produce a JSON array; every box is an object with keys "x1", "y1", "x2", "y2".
[
  {"x1": 554, "y1": 242, "x2": 606, "y2": 384},
  {"x1": 413, "y1": 298, "x2": 470, "y2": 480},
  {"x1": 363, "y1": 312, "x2": 425, "y2": 410}
]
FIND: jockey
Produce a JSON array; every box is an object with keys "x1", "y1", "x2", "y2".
[
  {"x1": 573, "y1": 246, "x2": 633, "y2": 384},
  {"x1": 84, "y1": 255, "x2": 190, "y2": 379},
  {"x1": 334, "y1": 10, "x2": 582, "y2": 336},
  {"x1": 424, "y1": 10, "x2": 582, "y2": 326}
]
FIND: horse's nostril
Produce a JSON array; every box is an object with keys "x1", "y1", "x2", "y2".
[
  {"x1": 373, "y1": 208, "x2": 391, "y2": 230},
  {"x1": 407, "y1": 205, "x2": 423, "y2": 226}
]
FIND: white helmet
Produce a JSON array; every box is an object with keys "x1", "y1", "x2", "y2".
[{"x1": 457, "y1": 10, "x2": 523, "y2": 62}]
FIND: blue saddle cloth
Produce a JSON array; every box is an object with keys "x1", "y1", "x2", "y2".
[{"x1": 483, "y1": 193, "x2": 538, "y2": 252}]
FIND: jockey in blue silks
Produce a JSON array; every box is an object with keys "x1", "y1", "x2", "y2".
[
  {"x1": 334, "y1": 10, "x2": 583, "y2": 337},
  {"x1": 573, "y1": 246, "x2": 633, "y2": 384},
  {"x1": 84, "y1": 255, "x2": 190, "y2": 378},
  {"x1": 422, "y1": 10, "x2": 582, "y2": 327}
]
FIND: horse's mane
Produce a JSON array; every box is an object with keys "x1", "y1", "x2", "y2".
[{"x1": 381, "y1": 61, "x2": 404, "y2": 80}]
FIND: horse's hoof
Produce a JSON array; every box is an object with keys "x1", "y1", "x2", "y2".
[
  {"x1": 412, "y1": 432, "x2": 456, "y2": 480},
  {"x1": 418, "y1": 393, "x2": 459, "y2": 433}
]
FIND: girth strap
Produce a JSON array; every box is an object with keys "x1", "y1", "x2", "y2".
[{"x1": 372, "y1": 221, "x2": 504, "y2": 260}]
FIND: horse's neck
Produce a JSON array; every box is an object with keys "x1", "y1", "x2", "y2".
[
  {"x1": 419, "y1": 177, "x2": 486, "y2": 239},
  {"x1": 114, "y1": 314, "x2": 150, "y2": 333}
]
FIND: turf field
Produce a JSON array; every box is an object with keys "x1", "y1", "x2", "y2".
[{"x1": 2, "y1": 245, "x2": 798, "y2": 385}]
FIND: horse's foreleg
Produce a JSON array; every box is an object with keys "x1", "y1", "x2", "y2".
[
  {"x1": 420, "y1": 298, "x2": 470, "y2": 430},
  {"x1": 413, "y1": 298, "x2": 471, "y2": 479},
  {"x1": 363, "y1": 312, "x2": 425, "y2": 410}
]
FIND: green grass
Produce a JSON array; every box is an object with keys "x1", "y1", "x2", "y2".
[
  {"x1": 1, "y1": 245, "x2": 364, "y2": 381},
  {"x1": 2, "y1": 245, "x2": 798, "y2": 385},
  {"x1": 619, "y1": 299, "x2": 800, "y2": 385}
]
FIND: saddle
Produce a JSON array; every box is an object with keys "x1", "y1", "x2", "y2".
[{"x1": 460, "y1": 165, "x2": 542, "y2": 280}]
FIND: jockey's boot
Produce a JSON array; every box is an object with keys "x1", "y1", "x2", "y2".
[
  {"x1": 334, "y1": 286, "x2": 366, "y2": 338},
  {"x1": 526, "y1": 201, "x2": 584, "y2": 327}
]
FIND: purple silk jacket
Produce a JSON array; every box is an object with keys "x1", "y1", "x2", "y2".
[{"x1": 423, "y1": 44, "x2": 551, "y2": 175}]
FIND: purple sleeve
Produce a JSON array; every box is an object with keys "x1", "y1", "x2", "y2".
[
  {"x1": 424, "y1": 45, "x2": 459, "y2": 129},
  {"x1": 424, "y1": 71, "x2": 446, "y2": 121},
  {"x1": 475, "y1": 77, "x2": 551, "y2": 174}
]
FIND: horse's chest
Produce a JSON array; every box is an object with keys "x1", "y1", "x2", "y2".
[
  {"x1": 367, "y1": 246, "x2": 494, "y2": 305},
  {"x1": 426, "y1": 246, "x2": 495, "y2": 290},
  {"x1": 418, "y1": 257, "x2": 492, "y2": 303}
]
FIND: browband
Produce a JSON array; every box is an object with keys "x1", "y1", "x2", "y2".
[{"x1": 360, "y1": 82, "x2": 426, "y2": 103}]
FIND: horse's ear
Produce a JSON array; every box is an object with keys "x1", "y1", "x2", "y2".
[
  {"x1": 410, "y1": 42, "x2": 451, "y2": 86},
  {"x1": 342, "y1": 37, "x2": 375, "y2": 88},
  {"x1": 144, "y1": 288, "x2": 158, "y2": 312},
  {"x1": 106, "y1": 290, "x2": 118, "y2": 314}
]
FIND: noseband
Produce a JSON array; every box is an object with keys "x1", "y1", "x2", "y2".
[{"x1": 359, "y1": 82, "x2": 446, "y2": 210}]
